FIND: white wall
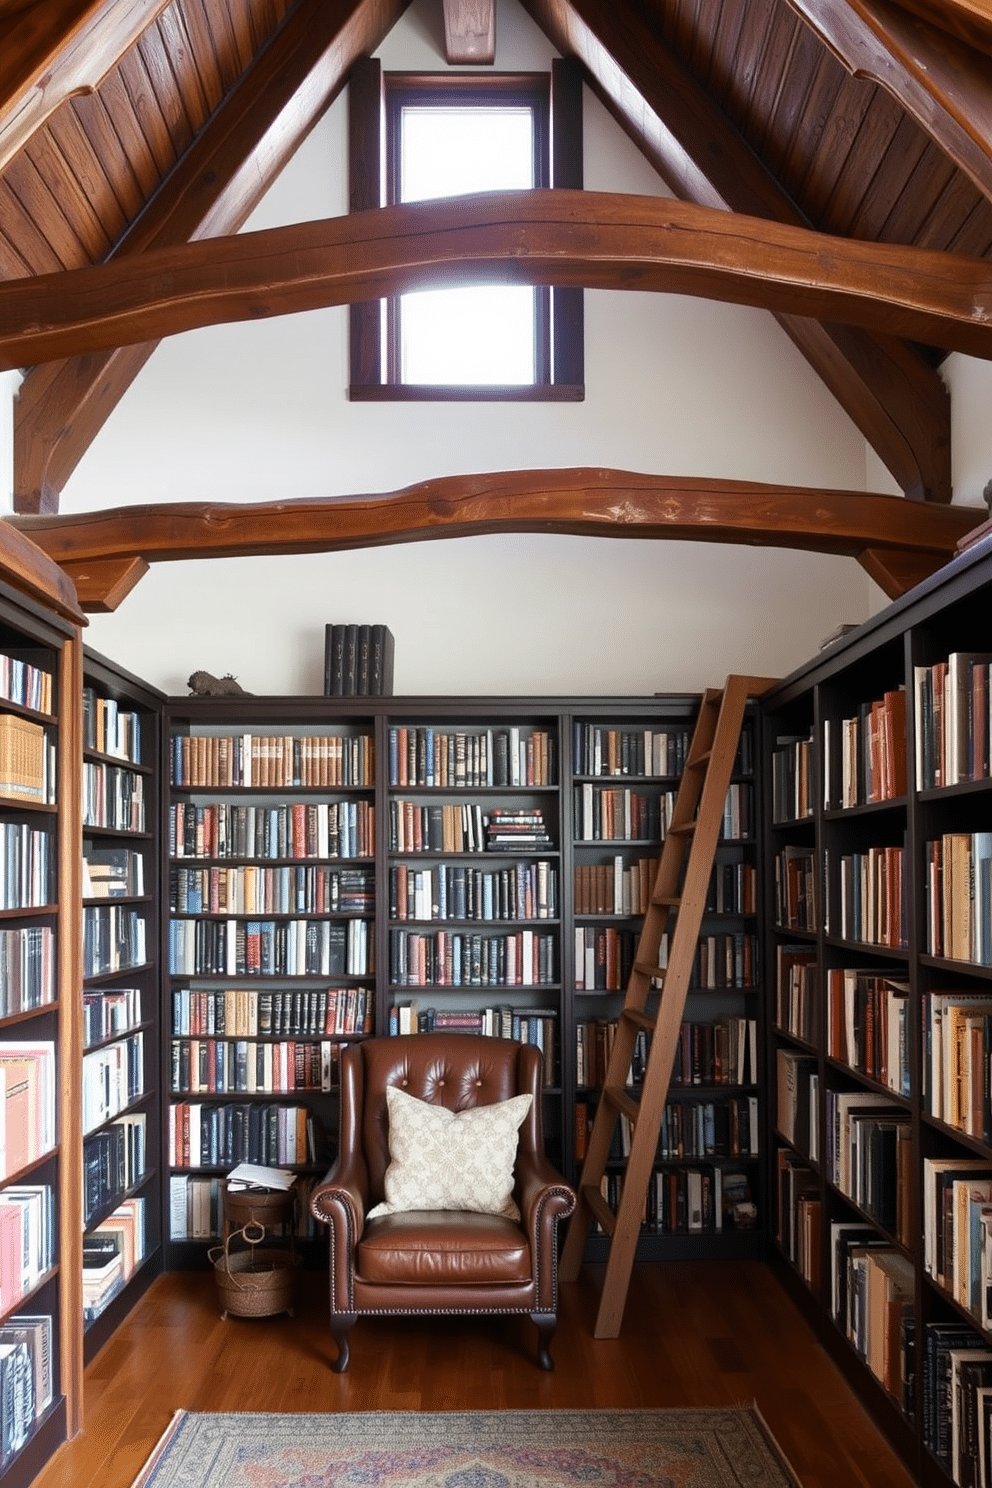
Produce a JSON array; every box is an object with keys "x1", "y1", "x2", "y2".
[{"x1": 21, "y1": 0, "x2": 880, "y2": 696}]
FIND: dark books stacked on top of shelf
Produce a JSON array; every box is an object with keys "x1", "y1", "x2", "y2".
[
  {"x1": 484, "y1": 808, "x2": 553, "y2": 853},
  {"x1": 324, "y1": 624, "x2": 394, "y2": 697}
]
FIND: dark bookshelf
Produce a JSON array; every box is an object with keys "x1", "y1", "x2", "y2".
[
  {"x1": 761, "y1": 531, "x2": 992, "y2": 1487},
  {"x1": 80, "y1": 650, "x2": 165, "y2": 1363}
]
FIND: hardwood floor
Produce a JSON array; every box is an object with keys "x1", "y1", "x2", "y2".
[{"x1": 35, "y1": 1260, "x2": 917, "y2": 1488}]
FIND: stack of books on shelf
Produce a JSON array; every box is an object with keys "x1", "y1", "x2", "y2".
[
  {"x1": 832, "y1": 687, "x2": 908, "y2": 807},
  {"x1": 0, "y1": 1314, "x2": 51, "y2": 1469},
  {"x1": 926, "y1": 992, "x2": 992, "y2": 1137},
  {"x1": 836, "y1": 844, "x2": 906, "y2": 948},
  {"x1": 171, "y1": 985, "x2": 373, "y2": 1039},
  {"x1": 0, "y1": 1185, "x2": 54, "y2": 1308},
  {"x1": 389, "y1": 860, "x2": 557, "y2": 922},
  {"x1": 925, "y1": 833, "x2": 992, "y2": 965},
  {"x1": 0, "y1": 659, "x2": 51, "y2": 715},
  {"x1": 168, "y1": 1101, "x2": 322, "y2": 1169},
  {"x1": 323, "y1": 623, "x2": 394, "y2": 697},
  {"x1": 776, "y1": 1149, "x2": 820, "y2": 1284},
  {"x1": 775, "y1": 944, "x2": 817, "y2": 1042},
  {"x1": 170, "y1": 733, "x2": 374, "y2": 790},
  {"x1": 82, "y1": 987, "x2": 142, "y2": 1049},
  {"x1": 573, "y1": 856, "x2": 657, "y2": 917},
  {"x1": 83, "y1": 1198, "x2": 146, "y2": 1321},
  {"x1": 776, "y1": 1048, "x2": 817, "y2": 1157},
  {"x1": 573, "y1": 785, "x2": 674, "y2": 842},
  {"x1": 923, "y1": 1156, "x2": 992, "y2": 1320},
  {"x1": 168, "y1": 917, "x2": 371, "y2": 977},
  {"x1": 771, "y1": 731, "x2": 815, "y2": 822},
  {"x1": 170, "y1": 1036, "x2": 339, "y2": 1095},
  {"x1": 171, "y1": 801, "x2": 375, "y2": 860},
  {"x1": 825, "y1": 1088, "x2": 912, "y2": 1243},
  {"x1": 83, "y1": 1114, "x2": 146, "y2": 1224},
  {"x1": 774, "y1": 845, "x2": 817, "y2": 932},
  {"x1": 827, "y1": 969, "x2": 911, "y2": 1098},
  {"x1": 389, "y1": 927, "x2": 555, "y2": 987},
  {"x1": 389, "y1": 726, "x2": 554, "y2": 787},
  {"x1": 83, "y1": 905, "x2": 146, "y2": 977},
  {"x1": 81, "y1": 689, "x2": 141, "y2": 760},
  {"x1": 0, "y1": 824, "x2": 51, "y2": 911},
  {"x1": 82, "y1": 845, "x2": 144, "y2": 899},
  {"x1": 0, "y1": 1043, "x2": 56, "y2": 1178},
  {"x1": 571, "y1": 723, "x2": 690, "y2": 777},
  {"x1": 0, "y1": 715, "x2": 52, "y2": 804},
  {"x1": 169, "y1": 863, "x2": 373, "y2": 916},
  {"x1": 81, "y1": 1034, "x2": 143, "y2": 1134},
  {"x1": 0, "y1": 926, "x2": 54, "y2": 1017},
  {"x1": 920, "y1": 1319, "x2": 992, "y2": 1487},
  {"x1": 914, "y1": 650, "x2": 992, "y2": 789},
  {"x1": 484, "y1": 808, "x2": 553, "y2": 852},
  {"x1": 82, "y1": 761, "x2": 144, "y2": 831}
]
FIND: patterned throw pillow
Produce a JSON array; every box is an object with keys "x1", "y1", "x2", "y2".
[{"x1": 366, "y1": 1085, "x2": 532, "y2": 1221}]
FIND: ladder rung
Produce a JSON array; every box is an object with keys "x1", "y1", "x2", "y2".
[
  {"x1": 582, "y1": 1183, "x2": 616, "y2": 1237},
  {"x1": 686, "y1": 750, "x2": 711, "y2": 770},
  {"x1": 633, "y1": 959, "x2": 665, "y2": 983},
  {"x1": 652, "y1": 894, "x2": 680, "y2": 908},
  {"x1": 605, "y1": 1085, "x2": 640, "y2": 1124},
  {"x1": 667, "y1": 822, "x2": 696, "y2": 837},
  {"x1": 623, "y1": 1007, "x2": 657, "y2": 1033}
]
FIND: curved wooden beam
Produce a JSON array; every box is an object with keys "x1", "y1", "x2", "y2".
[
  {"x1": 0, "y1": 518, "x2": 85, "y2": 625},
  {"x1": 12, "y1": 471, "x2": 984, "y2": 610},
  {"x1": 2, "y1": 191, "x2": 992, "y2": 371}
]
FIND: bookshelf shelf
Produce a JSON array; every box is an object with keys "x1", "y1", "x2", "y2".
[{"x1": 762, "y1": 532, "x2": 992, "y2": 1487}]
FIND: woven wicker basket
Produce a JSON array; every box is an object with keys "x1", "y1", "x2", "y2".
[{"x1": 210, "y1": 1223, "x2": 300, "y2": 1319}]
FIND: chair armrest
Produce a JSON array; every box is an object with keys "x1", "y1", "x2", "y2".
[
  {"x1": 309, "y1": 1152, "x2": 370, "y2": 1316},
  {"x1": 516, "y1": 1151, "x2": 576, "y2": 1311}
]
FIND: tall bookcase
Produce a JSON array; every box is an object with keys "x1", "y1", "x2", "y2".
[
  {"x1": 0, "y1": 529, "x2": 85, "y2": 1485},
  {"x1": 162, "y1": 694, "x2": 764, "y2": 1269},
  {"x1": 80, "y1": 651, "x2": 164, "y2": 1360},
  {"x1": 762, "y1": 531, "x2": 992, "y2": 1487}
]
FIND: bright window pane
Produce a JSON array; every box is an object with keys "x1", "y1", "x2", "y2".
[
  {"x1": 398, "y1": 106, "x2": 536, "y2": 385},
  {"x1": 400, "y1": 285, "x2": 535, "y2": 385}
]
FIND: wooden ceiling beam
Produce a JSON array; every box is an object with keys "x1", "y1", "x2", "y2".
[
  {"x1": 11, "y1": 469, "x2": 983, "y2": 611},
  {"x1": 0, "y1": 0, "x2": 171, "y2": 174},
  {"x1": 2, "y1": 191, "x2": 992, "y2": 368},
  {"x1": 12, "y1": 0, "x2": 413, "y2": 514},
  {"x1": 787, "y1": 0, "x2": 992, "y2": 209},
  {"x1": 891, "y1": 0, "x2": 992, "y2": 58},
  {"x1": 518, "y1": 0, "x2": 951, "y2": 503},
  {"x1": 442, "y1": 0, "x2": 495, "y2": 63}
]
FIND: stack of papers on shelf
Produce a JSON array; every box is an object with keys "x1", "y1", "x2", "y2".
[{"x1": 225, "y1": 1163, "x2": 296, "y2": 1192}]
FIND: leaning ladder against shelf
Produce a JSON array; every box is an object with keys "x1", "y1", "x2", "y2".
[{"x1": 559, "y1": 674, "x2": 776, "y2": 1338}]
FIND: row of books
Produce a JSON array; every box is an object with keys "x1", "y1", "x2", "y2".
[
  {"x1": 82, "y1": 687, "x2": 142, "y2": 763},
  {"x1": 389, "y1": 859, "x2": 557, "y2": 923},
  {"x1": 0, "y1": 716, "x2": 53, "y2": 805},
  {"x1": 83, "y1": 1198, "x2": 146, "y2": 1322},
  {"x1": 829, "y1": 687, "x2": 908, "y2": 809},
  {"x1": 170, "y1": 1037, "x2": 341, "y2": 1095},
  {"x1": 839, "y1": 1231, "x2": 913, "y2": 1406},
  {"x1": 83, "y1": 845, "x2": 144, "y2": 900},
  {"x1": 923, "y1": 1156, "x2": 992, "y2": 1325},
  {"x1": 168, "y1": 1101, "x2": 321, "y2": 1169},
  {"x1": 825, "y1": 1088, "x2": 913, "y2": 1244},
  {"x1": 914, "y1": 649, "x2": 992, "y2": 790},
  {"x1": 573, "y1": 784, "x2": 675, "y2": 844},
  {"x1": 775, "y1": 1049, "x2": 818, "y2": 1158},
  {"x1": 388, "y1": 1005, "x2": 556, "y2": 1081},
  {"x1": 571, "y1": 723, "x2": 694, "y2": 780},
  {"x1": 0, "y1": 1185, "x2": 54, "y2": 1311},
  {"x1": 171, "y1": 732, "x2": 374, "y2": 788},
  {"x1": 573, "y1": 856, "x2": 657, "y2": 917},
  {"x1": 168, "y1": 917, "x2": 371, "y2": 977},
  {"x1": 171, "y1": 985, "x2": 373, "y2": 1039},
  {"x1": 770, "y1": 731, "x2": 815, "y2": 825},
  {"x1": 169, "y1": 863, "x2": 374, "y2": 917},
  {"x1": 927, "y1": 993, "x2": 992, "y2": 1139},
  {"x1": 83, "y1": 904, "x2": 147, "y2": 979},
  {"x1": 651, "y1": 1095, "x2": 759, "y2": 1161},
  {"x1": 0, "y1": 824, "x2": 50, "y2": 911},
  {"x1": 695, "y1": 932, "x2": 758, "y2": 990},
  {"x1": 576, "y1": 1017, "x2": 758, "y2": 1090},
  {"x1": 926, "y1": 832, "x2": 992, "y2": 966},
  {"x1": 776, "y1": 1150, "x2": 820, "y2": 1285},
  {"x1": 389, "y1": 928, "x2": 556, "y2": 988},
  {"x1": 0, "y1": 927, "x2": 54, "y2": 1020},
  {"x1": 323, "y1": 623, "x2": 394, "y2": 697},
  {"x1": 574, "y1": 925, "x2": 638, "y2": 991},
  {"x1": 387, "y1": 725, "x2": 554, "y2": 788},
  {"x1": 835, "y1": 844, "x2": 907, "y2": 949},
  {"x1": 0, "y1": 1043, "x2": 55, "y2": 1180},
  {"x1": 919, "y1": 1319, "x2": 992, "y2": 1486},
  {"x1": 774, "y1": 944, "x2": 817, "y2": 1044},
  {"x1": 597, "y1": 1166, "x2": 756, "y2": 1235},
  {"x1": 826, "y1": 968, "x2": 911, "y2": 1098},
  {"x1": 0, "y1": 655, "x2": 51, "y2": 716},
  {"x1": 484, "y1": 809, "x2": 554, "y2": 852},
  {"x1": 83, "y1": 988, "x2": 142, "y2": 1050},
  {"x1": 82, "y1": 761, "x2": 144, "y2": 832},
  {"x1": 83, "y1": 1113, "x2": 146, "y2": 1224},
  {"x1": 168, "y1": 1174, "x2": 319, "y2": 1240},
  {"x1": 0, "y1": 1314, "x2": 53, "y2": 1469},
  {"x1": 389, "y1": 799, "x2": 494, "y2": 855},
  {"x1": 81, "y1": 1033, "x2": 143, "y2": 1135},
  {"x1": 170, "y1": 800, "x2": 376, "y2": 861},
  {"x1": 774, "y1": 845, "x2": 817, "y2": 933}
]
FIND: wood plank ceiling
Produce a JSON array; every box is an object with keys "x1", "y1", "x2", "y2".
[{"x1": 2, "y1": 0, "x2": 991, "y2": 607}]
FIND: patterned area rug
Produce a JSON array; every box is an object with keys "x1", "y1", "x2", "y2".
[{"x1": 131, "y1": 1408, "x2": 801, "y2": 1488}]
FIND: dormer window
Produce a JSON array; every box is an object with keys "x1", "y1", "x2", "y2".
[{"x1": 348, "y1": 62, "x2": 584, "y2": 402}]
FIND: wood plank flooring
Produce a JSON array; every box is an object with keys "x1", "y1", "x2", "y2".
[{"x1": 34, "y1": 1261, "x2": 918, "y2": 1488}]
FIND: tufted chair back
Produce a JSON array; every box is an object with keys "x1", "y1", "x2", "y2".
[{"x1": 349, "y1": 1033, "x2": 544, "y2": 1204}]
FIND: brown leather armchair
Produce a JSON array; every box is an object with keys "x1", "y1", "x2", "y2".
[{"x1": 310, "y1": 1032, "x2": 576, "y2": 1371}]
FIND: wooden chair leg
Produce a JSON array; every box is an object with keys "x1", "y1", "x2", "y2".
[
  {"x1": 329, "y1": 1313, "x2": 356, "y2": 1372},
  {"x1": 531, "y1": 1312, "x2": 556, "y2": 1370}
]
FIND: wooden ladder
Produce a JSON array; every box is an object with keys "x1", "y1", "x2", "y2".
[{"x1": 559, "y1": 674, "x2": 776, "y2": 1338}]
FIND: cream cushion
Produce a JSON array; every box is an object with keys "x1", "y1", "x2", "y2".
[{"x1": 367, "y1": 1086, "x2": 532, "y2": 1221}]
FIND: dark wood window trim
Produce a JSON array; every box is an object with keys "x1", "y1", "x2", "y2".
[{"x1": 348, "y1": 58, "x2": 584, "y2": 403}]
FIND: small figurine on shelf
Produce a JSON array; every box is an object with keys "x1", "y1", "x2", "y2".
[{"x1": 187, "y1": 670, "x2": 253, "y2": 697}]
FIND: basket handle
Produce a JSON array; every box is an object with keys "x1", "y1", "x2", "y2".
[{"x1": 207, "y1": 1220, "x2": 269, "y2": 1275}]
